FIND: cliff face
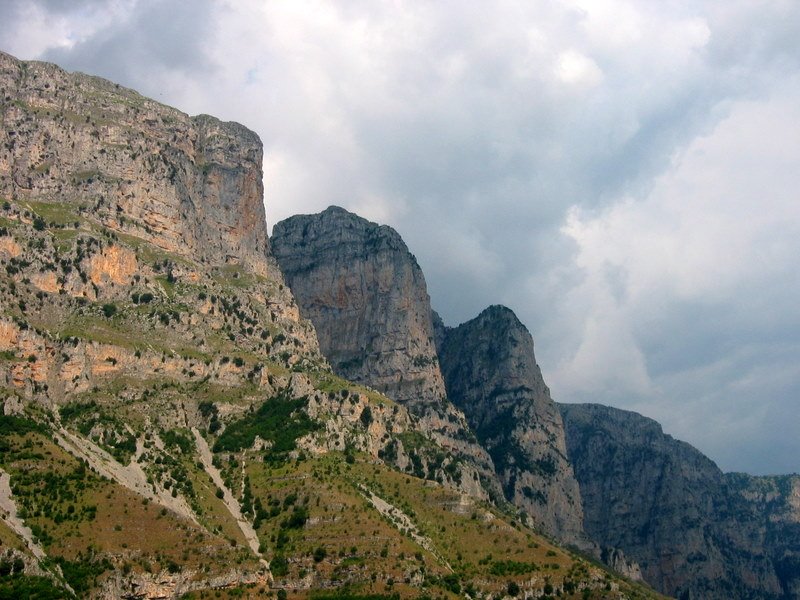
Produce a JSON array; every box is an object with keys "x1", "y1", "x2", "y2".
[
  {"x1": 272, "y1": 207, "x2": 502, "y2": 499},
  {"x1": 724, "y1": 473, "x2": 800, "y2": 599},
  {"x1": 436, "y1": 306, "x2": 585, "y2": 543},
  {"x1": 560, "y1": 403, "x2": 799, "y2": 599},
  {"x1": 271, "y1": 207, "x2": 443, "y2": 407},
  {"x1": 0, "y1": 51, "x2": 274, "y2": 278}
]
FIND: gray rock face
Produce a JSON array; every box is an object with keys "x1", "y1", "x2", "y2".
[
  {"x1": 723, "y1": 473, "x2": 800, "y2": 599},
  {"x1": 272, "y1": 207, "x2": 443, "y2": 407},
  {"x1": 436, "y1": 306, "x2": 586, "y2": 543},
  {"x1": 271, "y1": 207, "x2": 502, "y2": 499},
  {"x1": 559, "y1": 403, "x2": 800, "y2": 599}
]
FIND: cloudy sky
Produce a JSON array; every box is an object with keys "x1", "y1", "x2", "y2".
[{"x1": 2, "y1": 0, "x2": 798, "y2": 475}]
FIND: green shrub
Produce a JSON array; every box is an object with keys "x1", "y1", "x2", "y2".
[
  {"x1": 271, "y1": 555, "x2": 289, "y2": 576},
  {"x1": 213, "y1": 392, "x2": 318, "y2": 457},
  {"x1": 53, "y1": 557, "x2": 112, "y2": 596},
  {"x1": 489, "y1": 560, "x2": 538, "y2": 576}
]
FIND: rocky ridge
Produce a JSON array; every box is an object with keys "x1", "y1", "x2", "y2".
[
  {"x1": 272, "y1": 211, "x2": 590, "y2": 544},
  {"x1": 0, "y1": 51, "x2": 656, "y2": 599},
  {"x1": 436, "y1": 305, "x2": 586, "y2": 544},
  {"x1": 1, "y1": 51, "x2": 276, "y2": 280},
  {"x1": 272, "y1": 206, "x2": 502, "y2": 501},
  {"x1": 271, "y1": 204, "x2": 800, "y2": 600},
  {"x1": 560, "y1": 403, "x2": 800, "y2": 599}
]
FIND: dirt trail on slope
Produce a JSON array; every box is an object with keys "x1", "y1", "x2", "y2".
[
  {"x1": 360, "y1": 486, "x2": 452, "y2": 571},
  {"x1": 0, "y1": 467, "x2": 46, "y2": 560},
  {"x1": 54, "y1": 428, "x2": 198, "y2": 524},
  {"x1": 191, "y1": 428, "x2": 269, "y2": 570}
]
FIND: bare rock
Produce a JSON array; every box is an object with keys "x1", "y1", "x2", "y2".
[
  {"x1": 272, "y1": 206, "x2": 502, "y2": 499},
  {"x1": 437, "y1": 305, "x2": 586, "y2": 544},
  {"x1": 559, "y1": 402, "x2": 799, "y2": 599}
]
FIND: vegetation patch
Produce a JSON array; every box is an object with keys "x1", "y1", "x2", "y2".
[
  {"x1": 488, "y1": 559, "x2": 539, "y2": 576},
  {"x1": 52, "y1": 555, "x2": 112, "y2": 597},
  {"x1": 213, "y1": 390, "x2": 318, "y2": 458},
  {"x1": 0, "y1": 414, "x2": 46, "y2": 440},
  {"x1": 0, "y1": 572, "x2": 68, "y2": 599},
  {"x1": 23, "y1": 200, "x2": 82, "y2": 228}
]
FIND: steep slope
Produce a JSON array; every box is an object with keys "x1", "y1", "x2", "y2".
[
  {"x1": 271, "y1": 207, "x2": 501, "y2": 500},
  {"x1": 724, "y1": 473, "x2": 800, "y2": 599},
  {"x1": 436, "y1": 306, "x2": 585, "y2": 544},
  {"x1": 271, "y1": 207, "x2": 440, "y2": 409},
  {"x1": 0, "y1": 51, "x2": 661, "y2": 599},
  {"x1": 560, "y1": 403, "x2": 800, "y2": 599}
]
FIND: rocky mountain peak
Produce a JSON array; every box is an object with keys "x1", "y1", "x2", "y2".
[
  {"x1": 271, "y1": 206, "x2": 443, "y2": 407},
  {"x1": 271, "y1": 208, "x2": 503, "y2": 500},
  {"x1": 437, "y1": 305, "x2": 586, "y2": 543}
]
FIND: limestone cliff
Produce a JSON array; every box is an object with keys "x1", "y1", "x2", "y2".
[
  {"x1": 272, "y1": 207, "x2": 502, "y2": 499},
  {"x1": 0, "y1": 50, "x2": 275, "y2": 279},
  {"x1": 437, "y1": 306, "x2": 585, "y2": 544},
  {"x1": 560, "y1": 403, "x2": 800, "y2": 599},
  {"x1": 272, "y1": 207, "x2": 442, "y2": 407}
]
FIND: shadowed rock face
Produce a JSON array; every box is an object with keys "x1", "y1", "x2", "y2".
[
  {"x1": 560, "y1": 403, "x2": 800, "y2": 599},
  {"x1": 271, "y1": 206, "x2": 502, "y2": 500},
  {"x1": 436, "y1": 305, "x2": 586, "y2": 544},
  {"x1": 0, "y1": 51, "x2": 275, "y2": 278}
]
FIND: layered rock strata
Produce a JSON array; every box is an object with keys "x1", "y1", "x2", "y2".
[{"x1": 0, "y1": 50, "x2": 276, "y2": 279}]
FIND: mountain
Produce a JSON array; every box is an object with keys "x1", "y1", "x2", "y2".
[
  {"x1": 271, "y1": 207, "x2": 800, "y2": 600},
  {"x1": 0, "y1": 51, "x2": 656, "y2": 599},
  {"x1": 560, "y1": 403, "x2": 800, "y2": 599},
  {"x1": 271, "y1": 209, "x2": 588, "y2": 544},
  {"x1": 436, "y1": 305, "x2": 585, "y2": 545},
  {"x1": 271, "y1": 207, "x2": 502, "y2": 501}
]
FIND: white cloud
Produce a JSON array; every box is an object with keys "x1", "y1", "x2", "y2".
[
  {"x1": 555, "y1": 50, "x2": 604, "y2": 86},
  {"x1": 550, "y1": 75, "x2": 800, "y2": 472},
  {"x1": 1, "y1": 0, "x2": 799, "y2": 473}
]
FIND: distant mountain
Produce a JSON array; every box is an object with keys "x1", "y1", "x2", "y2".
[{"x1": 560, "y1": 403, "x2": 800, "y2": 599}]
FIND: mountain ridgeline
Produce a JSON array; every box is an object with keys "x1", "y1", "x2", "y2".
[
  {"x1": 0, "y1": 50, "x2": 660, "y2": 599},
  {"x1": 0, "y1": 49, "x2": 797, "y2": 600},
  {"x1": 560, "y1": 404, "x2": 800, "y2": 599},
  {"x1": 435, "y1": 306, "x2": 585, "y2": 545},
  {"x1": 274, "y1": 207, "x2": 800, "y2": 600}
]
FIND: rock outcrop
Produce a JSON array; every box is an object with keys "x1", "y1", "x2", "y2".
[
  {"x1": 436, "y1": 306, "x2": 586, "y2": 544},
  {"x1": 272, "y1": 207, "x2": 502, "y2": 499},
  {"x1": 0, "y1": 50, "x2": 275, "y2": 279},
  {"x1": 272, "y1": 207, "x2": 443, "y2": 408},
  {"x1": 272, "y1": 211, "x2": 586, "y2": 542},
  {"x1": 560, "y1": 403, "x2": 800, "y2": 599}
]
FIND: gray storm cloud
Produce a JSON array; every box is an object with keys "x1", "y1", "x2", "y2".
[{"x1": 2, "y1": 0, "x2": 798, "y2": 475}]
